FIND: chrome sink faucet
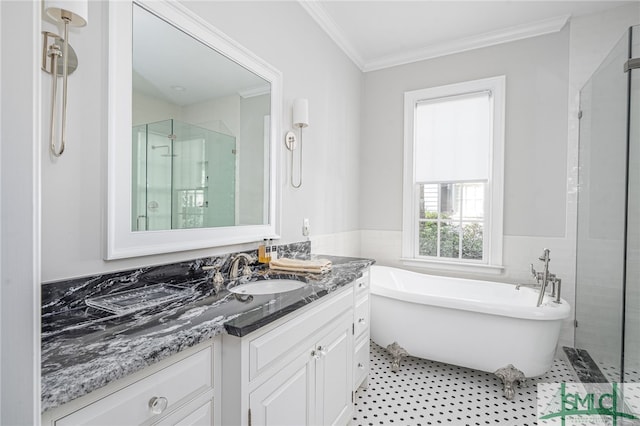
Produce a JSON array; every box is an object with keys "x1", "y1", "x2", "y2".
[
  {"x1": 229, "y1": 253, "x2": 255, "y2": 280},
  {"x1": 530, "y1": 248, "x2": 562, "y2": 306}
]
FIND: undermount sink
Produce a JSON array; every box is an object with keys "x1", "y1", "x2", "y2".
[{"x1": 228, "y1": 279, "x2": 306, "y2": 295}]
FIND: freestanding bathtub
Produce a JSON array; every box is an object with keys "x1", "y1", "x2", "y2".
[{"x1": 370, "y1": 265, "x2": 570, "y2": 396}]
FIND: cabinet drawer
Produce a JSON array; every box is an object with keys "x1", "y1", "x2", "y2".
[
  {"x1": 249, "y1": 286, "x2": 354, "y2": 380},
  {"x1": 355, "y1": 273, "x2": 369, "y2": 297},
  {"x1": 56, "y1": 346, "x2": 213, "y2": 426},
  {"x1": 149, "y1": 390, "x2": 214, "y2": 426},
  {"x1": 354, "y1": 295, "x2": 369, "y2": 339},
  {"x1": 353, "y1": 337, "x2": 369, "y2": 390}
]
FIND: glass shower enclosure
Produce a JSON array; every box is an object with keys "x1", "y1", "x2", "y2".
[
  {"x1": 132, "y1": 119, "x2": 236, "y2": 231},
  {"x1": 576, "y1": 25, "x2": 639, "y2": 383}
]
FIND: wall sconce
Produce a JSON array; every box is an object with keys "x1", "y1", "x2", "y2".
[
  {"x1": 41, "y1": 0, "x2": 88, "y2": 157},
  {"x1": 285, "y1": 98, "x2": 309, "y2": 188}
]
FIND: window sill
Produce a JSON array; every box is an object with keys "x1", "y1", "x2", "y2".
[{"x1": 399, "y1": 258, "x2": 504, "y2": 275}]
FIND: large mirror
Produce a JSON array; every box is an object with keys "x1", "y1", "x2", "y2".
[{"x1": 107, "y1": 0, "x2": 282, "y2": 259}]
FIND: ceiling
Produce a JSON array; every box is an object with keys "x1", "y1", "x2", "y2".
[{"x1": 300, "y1": 1, "x2": 636, "y2": 72}]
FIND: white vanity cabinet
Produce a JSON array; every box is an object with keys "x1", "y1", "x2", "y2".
[
  {"x1": 41, "y1": 270, "x2": 372, "y2": 426},
  {"x1": 353, "y1": 269, "x2": 370, "y2": 391},
  {"x1": 41, "y1": 340, "x2": 220, "y2": 426},
  {"x1": 222, "y1": 284, "x2": 356, "y2": 426}
]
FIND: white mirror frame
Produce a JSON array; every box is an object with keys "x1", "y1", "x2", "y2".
[{"x1": 106, "y1": 0, "x2": 282, "y2": 260}]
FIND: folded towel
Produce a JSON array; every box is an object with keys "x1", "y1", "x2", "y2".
[{"x1": 269, "y1": 258, "x2": 332, "y2": 274}]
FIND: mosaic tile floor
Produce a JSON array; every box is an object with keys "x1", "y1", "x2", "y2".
[
  {"x1": 351, "y1": 342, "x2": 576, "y2": 426},
  {"x1": 599, "y1": 363, "x2": 640, "y2": 384}
]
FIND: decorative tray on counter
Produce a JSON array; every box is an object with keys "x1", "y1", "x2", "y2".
[{"x1": 85, "y1": 284, "x2": 195, "y2": 315}]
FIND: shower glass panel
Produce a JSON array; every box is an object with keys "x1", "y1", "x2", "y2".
[
  {"x1": 132, "y1": 119, "x2": 236, "y2": 231},
  {"x1": 625, "y1": 27, "x2": 640, "y2": 384},
  {"x1": 576, "y1": 26, "x2": 639, "y2": 383}
]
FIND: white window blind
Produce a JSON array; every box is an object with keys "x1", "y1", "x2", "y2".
[{"x1": 414, "y1": 91, "x2": 492, "y2": 183}]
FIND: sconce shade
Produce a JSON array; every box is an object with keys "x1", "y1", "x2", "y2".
[
  {"x1": 293, "y1": 98, "x2": 309, "y2": 128},
  {"x1": 45, "y1": 0, "x2": 88, "y2": 27}
]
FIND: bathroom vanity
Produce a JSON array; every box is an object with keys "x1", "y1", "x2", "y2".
[
  {"x1": 41, "y1": 254, "x2": 372, "y2": 425},
  {"x1": 221, "y1": 271, "x2": 370, "y2": 426}
]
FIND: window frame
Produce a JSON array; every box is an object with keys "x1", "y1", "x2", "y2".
[{"x1": 401, "y1": 76, "x2": 505, "y2": 274}]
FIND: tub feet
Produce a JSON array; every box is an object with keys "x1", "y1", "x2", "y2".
[
  {"x1": 494, "y1": 364, "x2": 525, "y2": 400},
  {"x1": 386, "y1": 342, "x2": 409, "y2": 373}
]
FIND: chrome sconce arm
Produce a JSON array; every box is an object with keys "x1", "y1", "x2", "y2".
[
  {"x1": 285, "y1": 98, "x2": 309, "y2": 188},
  {"x1": 41, "y1": 1, "x2": 88, "y2": 157}
]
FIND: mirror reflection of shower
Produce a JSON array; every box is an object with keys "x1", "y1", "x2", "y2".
[
  {"x1": 132, "y1": 118, "x2": 236, "y2": 232},
  {"x1": 151, "y1": 144, "x2": 177, "y2": 157}
]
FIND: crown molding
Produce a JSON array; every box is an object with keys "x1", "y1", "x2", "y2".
[
  {"x1": 298, "y1": 0, "x2": 570, "y2": 73},
  {"x1": 363, "y1": 14, "x2": 570, "y2": 72},
  {"x1": 298, "y1": 0, "x2": 366, "y2": 71}
]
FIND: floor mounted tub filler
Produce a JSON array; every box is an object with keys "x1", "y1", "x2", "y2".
[{"x1": 369, "y1": 265, "x2": 570, "y2": 400}]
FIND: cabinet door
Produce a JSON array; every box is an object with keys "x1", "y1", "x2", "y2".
[
  {"x1": 249, "y1": 348, "x2": 315, "y2": 426},
  {"x1": 317, "y1": 316, "x2": 353, "y2": 426},
  {"x1": 353, "y1": 336, "x2": 369, "y2": 391}
]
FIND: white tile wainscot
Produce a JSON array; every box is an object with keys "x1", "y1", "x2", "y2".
[{"x1": 221, "y1": 273, "x2": 370, "y2": 426}]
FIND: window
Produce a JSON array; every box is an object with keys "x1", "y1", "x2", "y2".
[{"x1": 402, "y1": 76, "x2": 505, "y2": 272}]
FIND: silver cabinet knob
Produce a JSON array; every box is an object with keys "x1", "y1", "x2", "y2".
[
  {"x1": 149, "y1": 396, "x2": 168, "y2": 414},
  {"x1": 317, "y1": 345, "x2": 327, "y2": 357},
  {"x1": 311, "y1": 345, "x2": 327, "y2": 360}
]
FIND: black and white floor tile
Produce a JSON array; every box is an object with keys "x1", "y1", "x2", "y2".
[{"x1": 351, "y1": 342, "x2": 575, "y2": 426}]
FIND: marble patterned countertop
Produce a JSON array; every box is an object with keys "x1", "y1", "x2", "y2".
[{"x1": 41, "y1": 253, "x2": 374, "y2": 413}]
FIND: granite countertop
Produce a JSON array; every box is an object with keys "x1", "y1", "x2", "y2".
[{"x1": 41, "y1": 255, "x2": 374, "y2": 413}]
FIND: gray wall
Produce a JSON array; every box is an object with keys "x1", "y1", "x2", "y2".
[
  {"x1": 40, "y1": 1, "x2": 363, "y2": 282},
  {"x1": 360, "y1": 29, "x2": 569, "y2": 237}
]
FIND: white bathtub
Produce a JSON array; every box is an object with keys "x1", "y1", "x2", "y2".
[{"x1": 370, "y1": 265, "x2": 570, "y2": 377}]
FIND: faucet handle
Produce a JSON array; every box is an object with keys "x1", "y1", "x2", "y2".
[
  {"x1": 241, "y1": 264, "x2": 253, "y2": 277},
  {"x1": 530, "y1": 264, "x2": 543, "y2": 283},
  {"x1": 213, "y1": 270, "x2": 224, "y2": 285},
  {"x1": 203, "y1": 265, "x2": 224, "y2": 289}
]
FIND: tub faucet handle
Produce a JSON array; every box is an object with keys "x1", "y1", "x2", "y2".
[{"x1": 530, "y1": 264, "x2": 538, "y2": 280}]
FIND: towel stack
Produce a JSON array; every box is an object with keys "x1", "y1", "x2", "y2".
[{"x1": 269, "y1": 258, "x2": 332, "y2": 274}]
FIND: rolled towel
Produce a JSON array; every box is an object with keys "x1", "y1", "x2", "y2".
[{"x1": 269, "y1": 257, "x2": 332, "y2": 274}]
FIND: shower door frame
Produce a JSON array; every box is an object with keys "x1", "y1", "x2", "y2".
[{"x1": 574, "y1": 25, "x2": 637, "y2": 383}]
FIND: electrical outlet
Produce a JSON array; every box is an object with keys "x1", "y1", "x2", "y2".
[{"x1": 302, "y1": 218, "x2": 310, "y2": 236}]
